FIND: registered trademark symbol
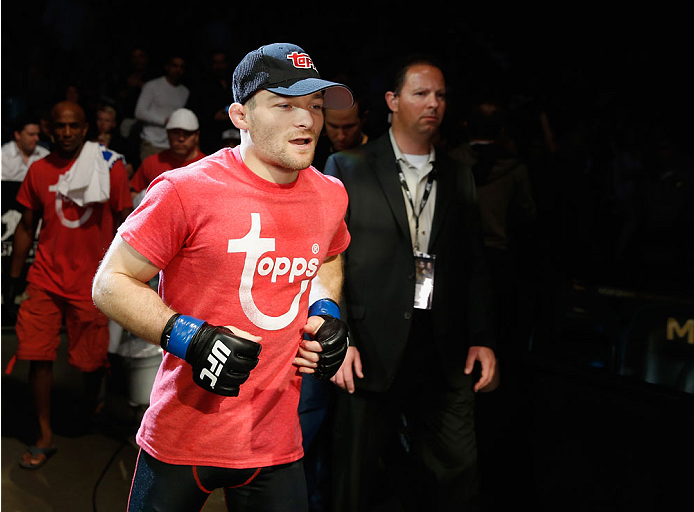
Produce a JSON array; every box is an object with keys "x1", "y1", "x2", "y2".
[{"x1": 312, "y1": 243, "x2": 319, "y2": 254}]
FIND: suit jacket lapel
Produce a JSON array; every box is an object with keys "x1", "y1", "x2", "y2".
[
  {"x1": 370, "y1": 135, "x2": 412, "y2": 245},
  {"x1": 429, "y1": 156, "x2": 454, "y2": 251}
]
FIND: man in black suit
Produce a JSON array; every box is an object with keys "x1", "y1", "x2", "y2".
[{"x1": 323, "y1": 54, "x2": 497, "y2": 512}]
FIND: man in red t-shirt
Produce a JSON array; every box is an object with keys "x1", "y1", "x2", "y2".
[
  {"x1": 9, "y1": 101, "x2": 133, "y2": 469},
  {"x1": 93, "y1": 43, "x2": 353, "y2": 511},
  {"x1": 129, "y1": 108, "x2": 205, "y2": 199}
]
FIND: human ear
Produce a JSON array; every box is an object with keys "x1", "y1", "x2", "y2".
[
  {"x1": 385, "y1": 91, "x2": 398, "y2": 114},
  {"x1": 228, "y1": 103, "x2": 248, "y2": 131}
]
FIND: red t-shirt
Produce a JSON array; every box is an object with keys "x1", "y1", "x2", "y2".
[
  {"x1": 17, "y1": 151, "x2": 132, "y2": 300},
  {"x1": 129, "y1": 149, "x2": 205, "y2": 193},
  {"x1": 118, "y1": 147, "x2": 350, "y2": 468}
]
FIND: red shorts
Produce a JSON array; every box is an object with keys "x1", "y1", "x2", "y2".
[{"x1": 15, "y1": 283, "x2": 110, "y2": 372}]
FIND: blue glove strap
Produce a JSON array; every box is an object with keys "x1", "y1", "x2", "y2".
[
  {"x1": 308, "y1": 298, "x2": 340, "y2": 320},
  {"x1": 167, "y1": 315, "x2": 205, "y2": 359}
]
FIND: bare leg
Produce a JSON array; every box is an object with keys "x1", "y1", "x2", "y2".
[{"x1": 22, "y1": 360, "x2": 54, "y2": 466}]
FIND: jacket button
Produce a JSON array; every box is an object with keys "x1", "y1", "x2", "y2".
[{"x1": 404, "y1": 312, "x2": 411, "y2": 320}]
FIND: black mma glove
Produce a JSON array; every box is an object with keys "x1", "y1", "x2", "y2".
[
  {"x1": 307, "y1": 299, "x2": 349, "y2": 380},
  {"x1": 160, "y1": 314, "x2": 261, "y2": 396}
]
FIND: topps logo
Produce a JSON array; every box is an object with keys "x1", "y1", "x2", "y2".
[
  {"x1": 227, "y1": 213, "x2": 318, "y2": 331},
  {"x1": 287, "y1": 52, "x2": 315, "y2": 71},
  {"x1": 199, "y1": 340, "x2": 231, "y2": 389}
]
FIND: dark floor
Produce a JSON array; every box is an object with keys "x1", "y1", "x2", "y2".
[
  {"x1": 1, "y1": 328, "x2": 230, "y2": 512},
  {"x1": 475, "y1": 355, "x2": 694, "y2": 512},
  {"x1": 2, "y1": 325, "x2": 693, "y2": 512}
]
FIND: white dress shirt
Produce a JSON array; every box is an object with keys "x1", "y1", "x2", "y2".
[
  {"x1": 135, "y1": 76, "x2": 190, "y2": 148},
  {"x1": 388, "y1": 128, "x2": 437, "y2": 253},
  {"x1": 1, "y1": 141, "x2": 50, "y2": 182}
]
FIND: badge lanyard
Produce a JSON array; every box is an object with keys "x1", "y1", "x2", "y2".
[{"x1": 396, "y1": 161, "x2": 436, "y2": 253}]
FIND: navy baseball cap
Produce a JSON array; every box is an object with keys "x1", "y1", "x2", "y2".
[{"x1": 232, "y1": 43, "x2": 353, "y2": 109}]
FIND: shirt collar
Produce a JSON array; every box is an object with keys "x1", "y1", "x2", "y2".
[
  {"x1": 7, "y1": 141, "x2": 21, "y2": 158},
  {"x1": 388, "y1": 128, "x2": 436, "y2": 169},
  {"x1": 7, "y1": 141, "x2": 46, "y2": 159}
]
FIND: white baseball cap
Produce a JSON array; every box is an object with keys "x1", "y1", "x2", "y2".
[{"x1": 166, "y1": 108, "x2": 199, "y2": 131}]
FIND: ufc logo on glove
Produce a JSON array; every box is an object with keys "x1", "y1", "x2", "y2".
[
  {"x1": 160, "y1": 314, "x2": 261, "y2": 397},
  {"x1": 199, "y1": 341, "x2": 232, "y2": 389}
]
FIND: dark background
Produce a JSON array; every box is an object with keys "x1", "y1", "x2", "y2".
[
  {"x1": 3, "y1": 3, "x2": 693, "y2": 286},
  {"x1": 2, "y1": 3, "x2": 693, "y2": 510}
]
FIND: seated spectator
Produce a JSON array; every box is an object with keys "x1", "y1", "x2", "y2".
[
  {"x1": 134, "y1": 53, "x2": 189, "y2": 161},
  {"x1": 2, "y1": 114, "x2": 50, "y2": 182},
  {"x1": 91, "y1": 105, "x2": 134, "y2": 177},
  {"x1": 130, "y1": 108, "x2": 204, "y2": 201},
  {"x1": 2, "y1": 115, "x2": 50, "y2": 317}
]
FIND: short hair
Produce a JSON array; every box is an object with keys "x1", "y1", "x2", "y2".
[
  {"x1": 12, "y1": 113, "x2": 40, "y2": 134},
  {"x1": 353, "y1": 96, "x2": 368, "y2": 119},
  {"x1": 97, "y1": 105, "x2": 117, "y2": 118},
  {"x1": 388, "y1": 53, "x2": 444, "y2": 95}
]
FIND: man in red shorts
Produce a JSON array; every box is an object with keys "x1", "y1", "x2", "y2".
[
  {"x1": 129, "y1": 108, "x2": 205, "y2": 201},
  {"x1": 92, "y1": 42, "x2": 353, "y2": 511},
  {"x1": 8, "y1": 100, "x2": 132, "y2": 469}
]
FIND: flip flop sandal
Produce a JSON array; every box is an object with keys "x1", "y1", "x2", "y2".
[{"x1": 19, "y1": 445, "x2": 57, "y2": 470}]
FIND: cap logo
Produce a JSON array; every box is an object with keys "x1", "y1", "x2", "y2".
[{"x1": 287, "y1": 51, "x2": 316, "y2": 71}]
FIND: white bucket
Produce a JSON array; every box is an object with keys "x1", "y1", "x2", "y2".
[{"x1": 126, "y1": 352, "x2": 162, "y2": 405}]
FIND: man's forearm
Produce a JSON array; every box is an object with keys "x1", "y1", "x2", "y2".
[
  {"x1": 92, "y1": 237, "x2": 174, "y2": 345},
  {"x1": 10, "y1": 214, "x2": 36, "y2": 277},
  {"x1": 310, "y1": 253, "x2": 344, "y2": 304},
  {"x1": 94, "y1": 271, "x2": 173, "y2": 345}
]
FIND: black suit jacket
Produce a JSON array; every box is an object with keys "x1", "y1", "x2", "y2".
[{"x1": 324, "y1": 133, "x2": 495, "y2": 392}]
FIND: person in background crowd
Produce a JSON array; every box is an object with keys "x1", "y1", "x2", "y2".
[
  {"x1": 2, "y1": 115, "x2": 50, "y2": 183},
  {"x1": 129, "y1": 108, "x2": 205, "y2": 202},
  {"x1": 134, "y1": 53, "x2": 189, "y2": 161}
]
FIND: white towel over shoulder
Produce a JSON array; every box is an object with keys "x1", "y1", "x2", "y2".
[{"x1": 55, "y1": 142, "x2": 123, "y2": 206}]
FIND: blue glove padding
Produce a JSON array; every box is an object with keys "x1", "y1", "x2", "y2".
[
  {"x1": 306, "y1": 299, "x2": 349, "y2": 380},
  {"x1": 308, "y1": 298, "x2": 341, "y2": 319},
  {"x1": 161, "y1": 314, "x2": 261, "y2": 396}
]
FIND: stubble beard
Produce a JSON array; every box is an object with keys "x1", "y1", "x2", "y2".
[{"x1": 252, "y1": 124, "x2": 315, "y2": 172}]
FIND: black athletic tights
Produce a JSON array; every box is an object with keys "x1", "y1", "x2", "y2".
[{"x1": 127, "y1": 450, "x2": 308, "y2": 512}]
